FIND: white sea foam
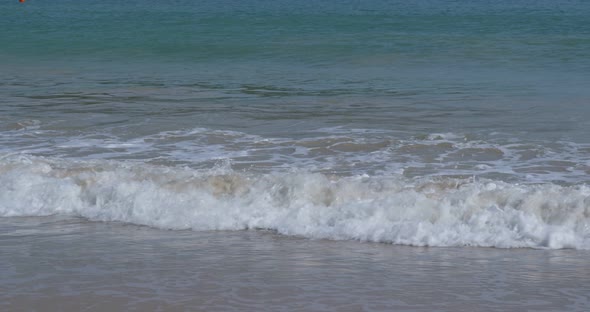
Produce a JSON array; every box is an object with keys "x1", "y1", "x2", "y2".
[
  {"x1": 3, "y1": 126, "x2": 590, "y2": 183},
  {"x1": 1, "y1": 155, "x2": 589, "y2": 249}
]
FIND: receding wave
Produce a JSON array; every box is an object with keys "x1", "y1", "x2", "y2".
[{"x1": 1, "y1": 155, "x2": 589, "y2": 249}]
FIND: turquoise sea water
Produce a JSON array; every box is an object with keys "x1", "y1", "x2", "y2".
[
  {"x1": 2, "y1": 1, "x2": 590, "y2": 141},
  {"x1": 1, "y1": 0, "x2": 590, "y2": 249}
]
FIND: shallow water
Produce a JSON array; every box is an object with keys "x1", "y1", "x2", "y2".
[{"x1": 1, "y1": 217, "x2": 589, "y2": 311}]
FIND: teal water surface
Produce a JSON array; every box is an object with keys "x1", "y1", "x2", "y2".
[{"x1": 2, "y1": 0, "x2": 590, "y2": 176}]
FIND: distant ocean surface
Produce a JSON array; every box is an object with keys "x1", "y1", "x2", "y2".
[{"x1": 2, "y1": 0, "x2": 590, "y2": 249}]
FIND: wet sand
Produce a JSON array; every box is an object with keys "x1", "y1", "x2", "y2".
[{"x1": 1, "y1": 216, "x2": 589, "y2": 311}]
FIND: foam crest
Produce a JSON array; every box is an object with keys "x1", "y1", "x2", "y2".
[{"x1": 1, "y1": 155, "x2": 589, "y2": 249}]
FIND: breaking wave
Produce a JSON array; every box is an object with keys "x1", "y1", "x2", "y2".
[{"x1": 1, "y1": 155, "x2": 589, "y2": 249}]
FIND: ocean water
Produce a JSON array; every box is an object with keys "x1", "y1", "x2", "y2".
[{"x1": 1, "y1": 0, "x2": 590, "y2": 310}]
